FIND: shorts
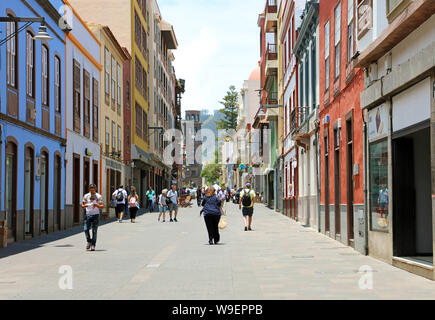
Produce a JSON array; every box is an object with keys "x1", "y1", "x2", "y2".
[
  {"x1": 159, "y1": 205, "x2": 168, "y2": 213},
  {"x1": 242, "y1": 207, "x2": 254, "y2": 217},
  {"x1": 115, "y1": 203, "x2": 125, "y2": 214},
  {"x1": 169, "y1": 202, "x2": 178, "y2": 212}
]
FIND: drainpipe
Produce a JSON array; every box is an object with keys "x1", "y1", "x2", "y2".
[
  {"x1": 316, "y1": 126, "x2": 321, "y2": 233},
  {"x1": 362, "y1": 116, "x2": 369, "y2": 256}
]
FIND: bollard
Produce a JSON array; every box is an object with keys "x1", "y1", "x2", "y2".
[{"x1": 0, "y1": 220, "x2": 7, "y2": 248}]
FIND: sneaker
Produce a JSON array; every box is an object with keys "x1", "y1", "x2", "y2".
[
  {"x1": 244, "y1": 227, "x2": 248, "y2": 232},
  {"x1": 119, "y1": 220, "x2": 123, "y2": 223},
  {"x1": 163, "y1": 220, "x2": 165, "y2": 223},
  {"x1": 209, "y1": 240, "x2": 213, "y2": 245},
  {"x1": 86, "y1": 243, "x2": 91, "y2": 250},
  {"x1": 174, "y1": 218, "x2": 178, "y2": 222},
  {"x1": 170, "y1": 219, "x2": 174, "y2": 222},
  {"x1": 248, "y1": 227, "x2": 252, "y2": 231},
  {"x1": 91, "y1": 246, "x2": 96, "y2": 251}
]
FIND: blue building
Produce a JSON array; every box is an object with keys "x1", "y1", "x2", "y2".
[{"x1": 0, "y1": 0, "x2": 68, "y2": 243}]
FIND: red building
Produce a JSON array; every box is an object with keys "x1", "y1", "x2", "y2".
[
  {"x1": 123, "y1": 47, "x2": 132, "y2": 188},
  {"x1": 319, "y1": 0, "x2": 365, "y2": 253}
]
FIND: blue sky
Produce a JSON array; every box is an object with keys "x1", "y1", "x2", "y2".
[{"x1": 159, "y1": 0, "x2": 305, "y2": 114}]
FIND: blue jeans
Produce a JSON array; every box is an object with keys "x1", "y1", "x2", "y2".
[{"x1": 84, "y1": 215, "x2": 100, "y2": 246}]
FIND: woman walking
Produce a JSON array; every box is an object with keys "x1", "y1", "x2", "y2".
[
  {"x1": 158, "y1": 189, "x2": 169, "y2": 222},
  {"x1": 128, "y1": 186, "x2": 139, "y2": 223},
  {"x1": 201, "y1": 187, "x2": 222, "y2": 245}
]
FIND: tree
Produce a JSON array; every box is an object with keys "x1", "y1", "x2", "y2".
[
  {"x1": 200, "y1": 164, "x2": 222, "y2": 185},
  {"x1": 215, "y1": 85, "x2": 239, "y2": 132}
]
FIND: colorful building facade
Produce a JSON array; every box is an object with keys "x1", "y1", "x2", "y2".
[
  {"x1": 319, "y1": 0, "x2": 365, "y2": 253},
  {"x1": 0, "y1": 0, "x2": 67, "y2": 243},
  {"x1": 64, "y1": 1, "x2": 101, "y2": 228}
]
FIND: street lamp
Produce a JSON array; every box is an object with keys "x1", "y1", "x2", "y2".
[{"x1": 0, "y1": 17, "x2": 53, "y2": 46}]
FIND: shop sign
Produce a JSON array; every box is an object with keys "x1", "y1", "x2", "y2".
[{"x1": 368, "y1": 104, "x2": 389, "y2": 142}]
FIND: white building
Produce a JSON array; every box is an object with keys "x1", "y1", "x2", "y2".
[{"x1": 356, "y1": 0, "x2": 435, "y2": 280}]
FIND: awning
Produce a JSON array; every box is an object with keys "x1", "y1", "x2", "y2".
[{"x1": 160, "y1": 19, "x2": 178, "y2": 49}]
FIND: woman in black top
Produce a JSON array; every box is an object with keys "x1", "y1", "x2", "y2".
[{"x1": 201, "y1": 187, "x2": 222, "y2": 245}]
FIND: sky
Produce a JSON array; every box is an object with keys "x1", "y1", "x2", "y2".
[{"x1": 158, "y1": 0, "x2": 305, "y2": 115}]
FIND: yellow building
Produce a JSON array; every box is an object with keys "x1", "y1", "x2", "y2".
[
  {"x1": 87, "y1": 24, "x2": 129, "y2": 217},
  {"x1": 68, "y1": 0, "x2": 152, "y2": 198}
]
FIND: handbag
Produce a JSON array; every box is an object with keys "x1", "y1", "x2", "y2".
[
  {"x1": 110, "y1": 199, "x2": 117, "y2": 208},
  {"x1": 218, "y1": 217, "x2": 227, "y2": 230}
]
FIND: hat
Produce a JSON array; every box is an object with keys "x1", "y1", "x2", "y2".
[
  {"x1": 245, "y1": 183, "x2": 251, "y2": 188},
  {"x1": 162, "y1": 189, "x2": 168, "y2": 194}
]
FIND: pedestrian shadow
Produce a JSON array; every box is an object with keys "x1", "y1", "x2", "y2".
[{"x1": 0, "y1": 217, "x2": 118, "y2": 260}]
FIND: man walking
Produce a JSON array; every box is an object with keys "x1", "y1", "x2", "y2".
[
  {"x1": 112, "y1": 185, "x2": 127, "y2": 223},
  {"x1": 82, "y1": 184, "x2": 104, "y2": 251},
  {"x1": 196, "y1": 186, "x2": 202, "y2": 207},
  {"x1": 239, "y1": 183, "x2": 256, "y2": 231},
  {"x1": 167, "y1": 185, "x2": 179, "y2": 222}
]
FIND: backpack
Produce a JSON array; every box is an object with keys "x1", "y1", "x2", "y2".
[
  {"x1": 242, "y1": 189, "x2": 252, "y2": 207},
  {"x1": 116, "y1": 190, "x2": 124, "y2": 201}
]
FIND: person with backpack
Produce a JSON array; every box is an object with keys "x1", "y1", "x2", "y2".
[
  {"x1": 127, "y1": 186, "x2": 139, "y2": 223},
  {"x1": 239, "y1": 183, "x2": 256, "y2": 231},
  {"x1": 201, "y1": 187, "x2": 222, "y2": 245},
  {"x1": 112, "y1": 185, "x2": 127, "y2": 223}
]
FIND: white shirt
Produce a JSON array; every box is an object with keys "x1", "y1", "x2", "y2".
[
  {"x1": 82, "y1": 193, "x2": 103, "y2": 216},
  {"x1": 112, "y1": 188, "x2": 127, "y2": 205}
]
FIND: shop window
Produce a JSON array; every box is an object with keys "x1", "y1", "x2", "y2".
[{"x1": 369, "y1": 139, "x2": 389, "y2": 231}]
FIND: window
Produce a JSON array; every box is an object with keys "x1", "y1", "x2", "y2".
[
  {"x1": 105, "y1": 117, "x2": 110, "y2": 147},
  {"x1": 126, "y1": 80, "x2": 130, "y2": 109},
  {"x1": 369, "y1": 139, "x2": 389, "y2": 231},
  {"x1": 135, "y1": 103, "x2": 142, "y2": 138},
  {"x1": 117, "y1": 125, "x2": 122, "y2": 152},
  {"x1": 142, "y1": 110, "x2": 147, "y2": 143},
  {"x1": 112, "y1": 121, "x2": 116, "y2": 149},
  {"x1": 111, "y1": 56, "x2": 116, "y2": 103},
  {"x1": 55, "y1": 57, "x2": 61, "y2": 112},
  {"x1": 347, "y1": 0, "x2": 354, "y2": 64},
  {"x1": 105, "y1": 48, "x2": 110, "y2": 97},
  {"x1": 6, "y1": 18, "x2": 17, "y2": 88},
  {"x1": 83, "y1": 70, "x2": 91, "y2": 138},
  {"x1": 93, "y1": 78, "x2": 99, "y2": 142},
  {"x1": 126, "y1": 124, "x2": 130, "y2": 152},
  {"x1": 135, "y1": 11, "x2": 141, "y2": 47},
  {"x1": 73, "y1": 59, "x2": 81, "y2": 133},
  {"x1": 42, "y1": 45, "x2": 49, "y2": 106},
  {"x1": 334, "y1": 3, "x2": 341, "y2": 80},
  {"x1": 324, "y1": 21, "x2": 330, "y2": 90},
  {"x1": 26, "y1": 32, "x2": 34, "y2": 97},
  {"x1": 117, "y1": 63, "x2": 121, "y2": 108},
  {"x1": 386, "y1": 0, "x2": 411, "y2": 22}
]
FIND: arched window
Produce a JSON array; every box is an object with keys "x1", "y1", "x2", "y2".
[{"x1": 5, "y1": 141, "x2": 17, "y2": 241}]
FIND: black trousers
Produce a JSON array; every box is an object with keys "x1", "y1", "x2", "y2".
[
  {"x1": 204, "y1": 215, "x2": 220, "y2": 243},
  {"x1": 129, "y1": 207, "x2": 138, "y2": 220}
]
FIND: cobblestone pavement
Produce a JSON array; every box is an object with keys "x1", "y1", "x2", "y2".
[{"x1": 1, "y1": 203, "x2": 435, "y2": 300}]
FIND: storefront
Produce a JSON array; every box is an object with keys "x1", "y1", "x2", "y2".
[{"x1": 366, "y1": 77, "x2": 434, "y2": 280}]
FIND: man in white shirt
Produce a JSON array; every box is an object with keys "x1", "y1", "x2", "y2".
[
  {"x1": 112, "y1": 186, "x2": 127, "y2": 223},
  {"x1": 82, "y1": 184, "x2": 104, "y2": 251},
  {"x1": 167, "y1": 185, "x2": 180, "y2": 222}
]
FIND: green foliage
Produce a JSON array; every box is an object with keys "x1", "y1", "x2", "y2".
[
  {"x1": 215, "y1": 85, "x2": 239, "y2": 132},
  {"x1": 200, "y1": 164, "x2": 222, "y2": 185}
]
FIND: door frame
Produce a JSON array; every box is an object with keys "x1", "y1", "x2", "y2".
[
  {"x1": 5, "y1": 139, "x2": 18, "y2": 242},
  {"x1": 24, "y1": 143, "x2": 35, "y2": 237},
  {"x1": 346, "y1": 112, "x2": 355, "y2": 244},
  {"x1": 40, "y1": 149, "x2": 49, "y2": 233},
  {"x1": 73, "y1": 153, "x2": 81, "y2": 224}
]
